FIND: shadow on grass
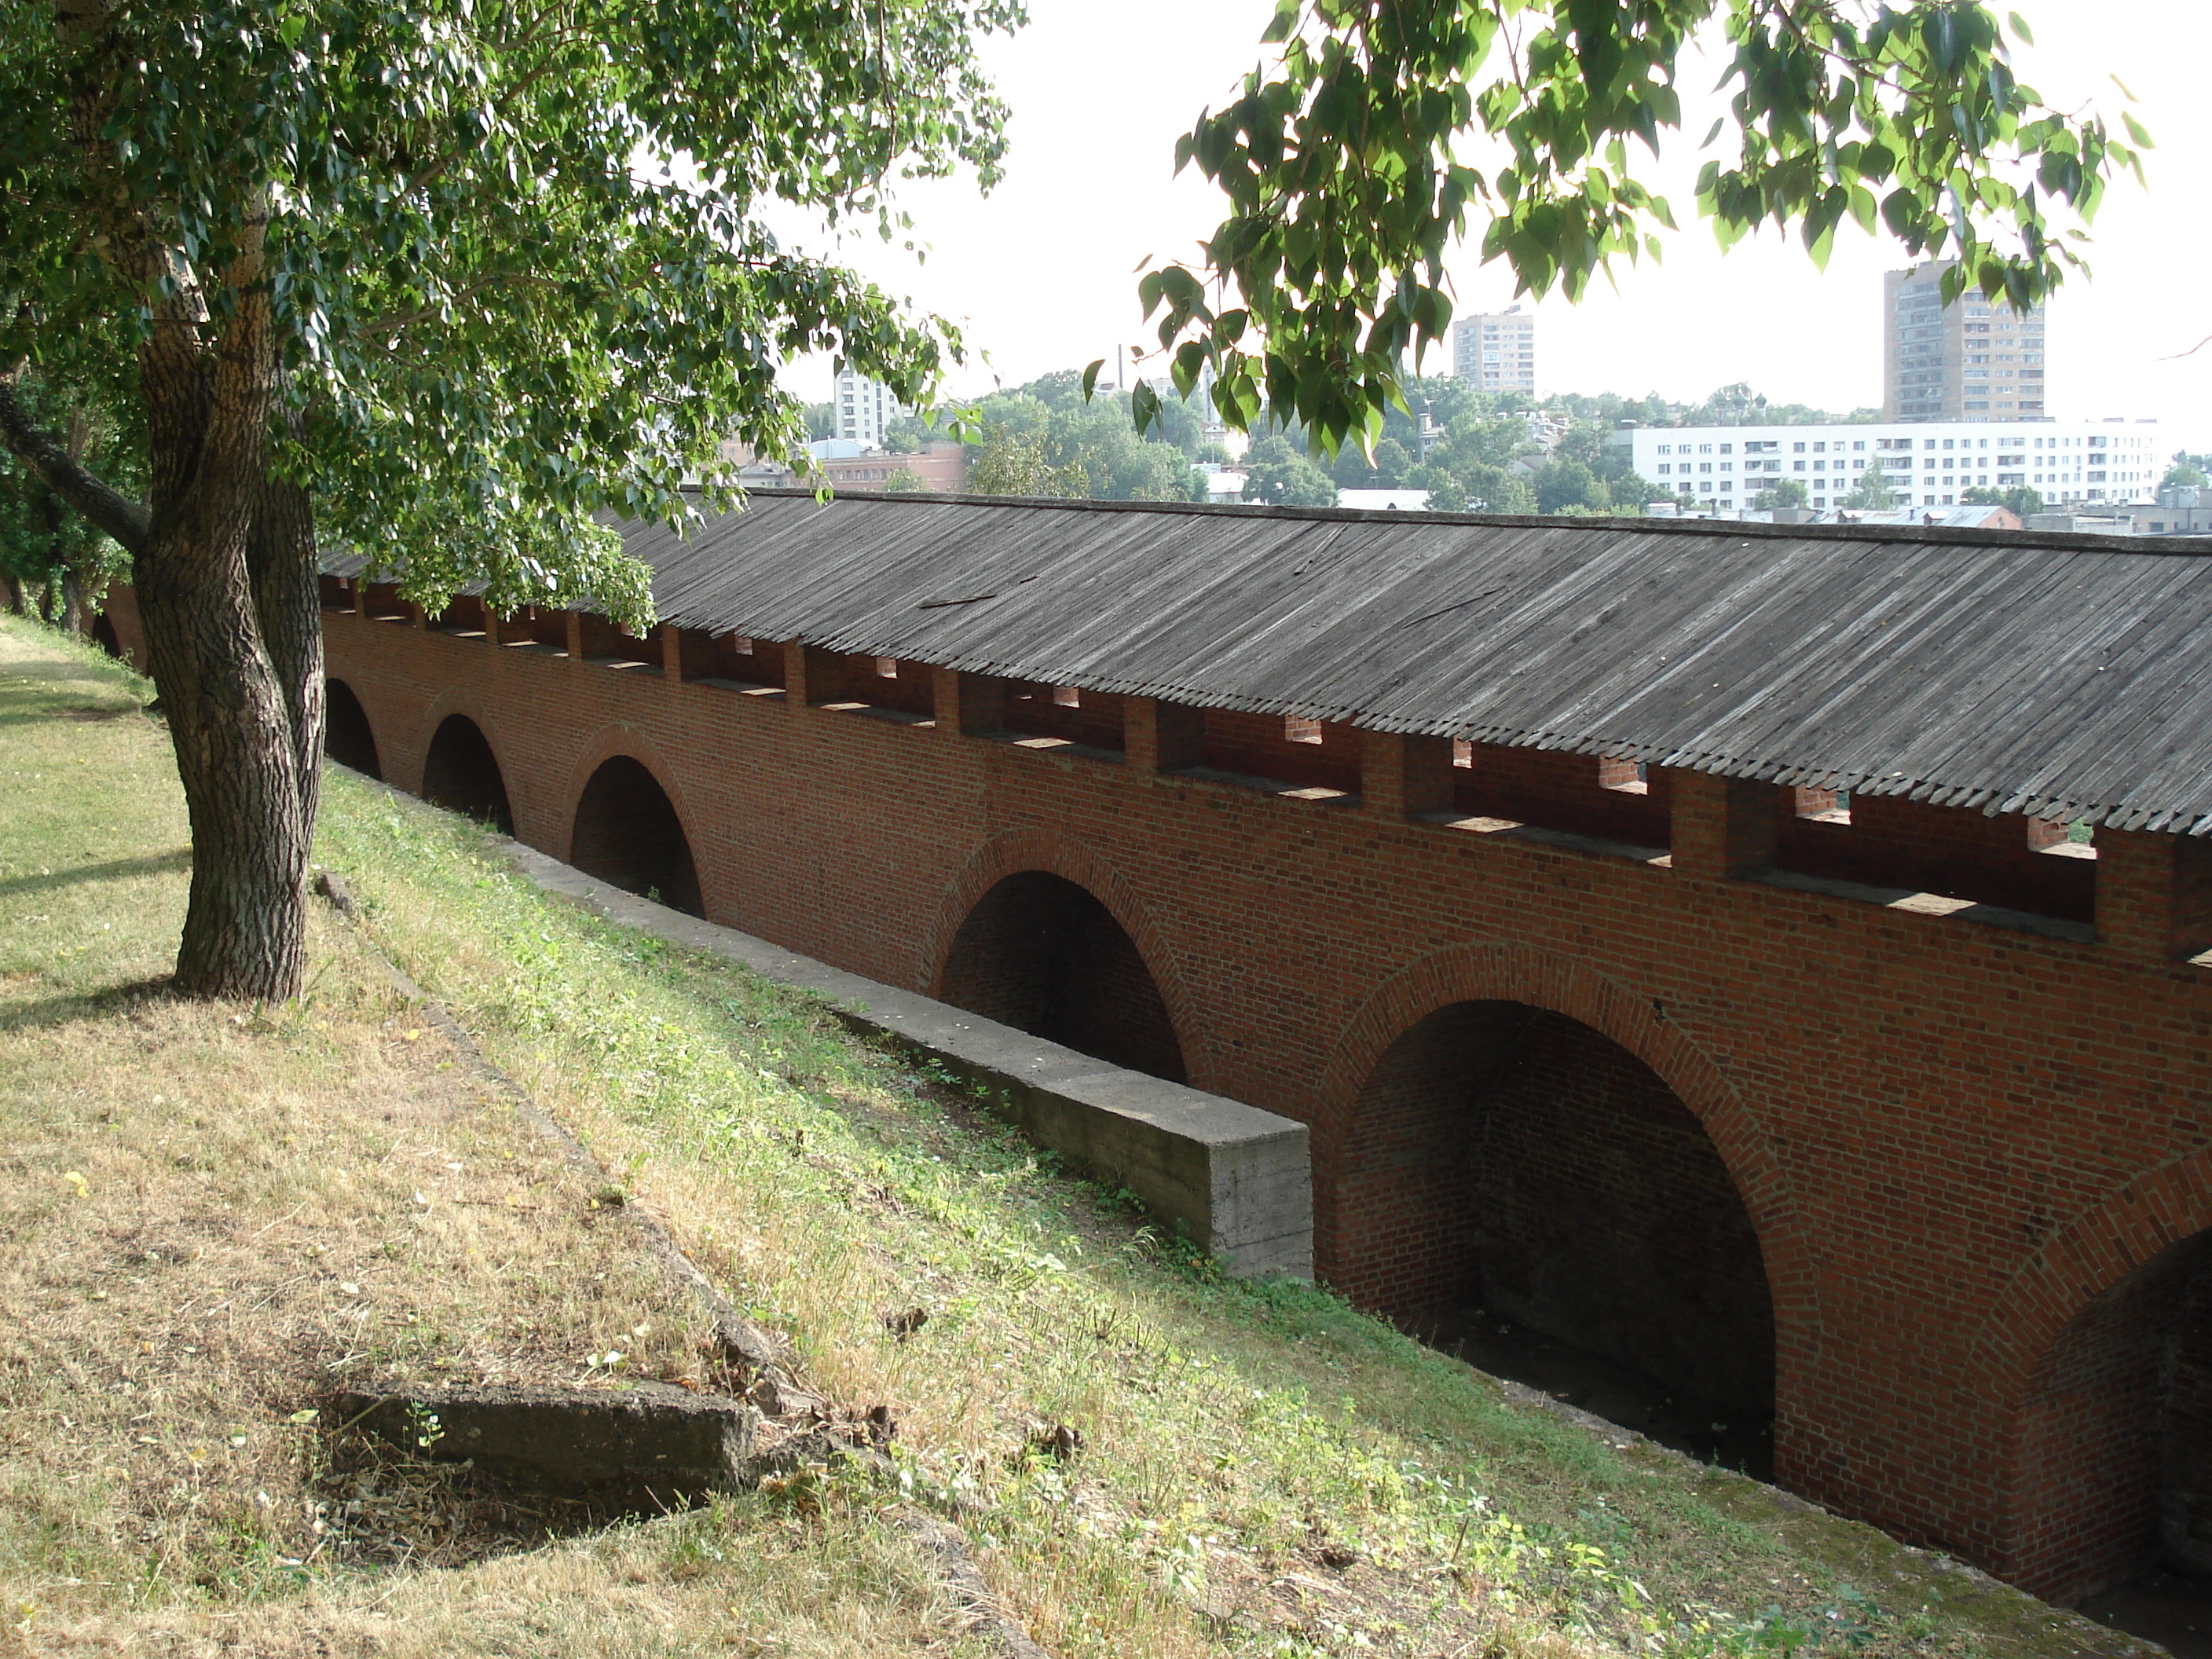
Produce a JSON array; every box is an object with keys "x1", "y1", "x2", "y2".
[
  {"x1": 0, "y1": 976, "x2": 176, "y2": 1032},
  {"x1": 0, "y1": 701, "x2": 148, "y2": 721},
  {"x1": 0, "y1": 849, "x2": 191, "y2": 899}
]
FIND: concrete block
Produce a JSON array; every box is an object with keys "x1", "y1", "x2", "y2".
[
  {"x1": 335, "y1": 1381, "x2": 756, "y2": 1507},
  {"x1": 504, "y1": 840, "x2": 1313, "y2": 1279}
]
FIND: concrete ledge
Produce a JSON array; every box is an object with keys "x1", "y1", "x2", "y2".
[{"x1": 499, "y1": 839, "x2": 1314, "y2": 1280}]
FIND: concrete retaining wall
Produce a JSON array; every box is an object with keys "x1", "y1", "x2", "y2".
[{"x1": 505, "y1": 840, "x2": 1313, "y2": 1279}]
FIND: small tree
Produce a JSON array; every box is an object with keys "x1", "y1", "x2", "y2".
[
  {"x1": 1534, "y1": 457, "x2": 1607, "y2": 515},
  {"x1": 1963, "y1": 485, "x2": 2045, "y2": 518},
  {"x1": 966, "y1": 427, "x2": 1085, "y2": 498},
  {"x1": 1241, "y1": 436, "x2": 1339, "y2": 507},
  {"x1": 1754, "y1": 479, "x2": 1811, "y2": 511},
  {"x1": 2163, "y1": 452, "x2": 2212, "y2": 490},
  {"x1": 0, "y1": 370, "x2": 134, "y2": 628},
  {"x1": 1837, "y1": 470, "x2": 1902, "y2": 511}
]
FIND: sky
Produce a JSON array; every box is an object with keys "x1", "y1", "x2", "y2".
[{"x1": 779, "y1": 0, "x2": 2210, "y2": 454}]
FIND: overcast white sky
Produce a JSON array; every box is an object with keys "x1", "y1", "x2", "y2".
[{"x1": 782, "y1": 0, "x2": 2210, "y2": 453}]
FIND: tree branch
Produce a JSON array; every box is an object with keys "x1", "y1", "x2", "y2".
[{"x1": 0, "y1": 362, "x2": 148, "y2": 555}]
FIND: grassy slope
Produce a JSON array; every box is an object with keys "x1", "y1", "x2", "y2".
[{"x1": 0, "y1": 617, "x2": 2133, "y2": 1658}]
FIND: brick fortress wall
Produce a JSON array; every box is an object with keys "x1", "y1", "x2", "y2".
[{"x1": 292, "y1": 578, "x2": 2212, "y2": 1606}]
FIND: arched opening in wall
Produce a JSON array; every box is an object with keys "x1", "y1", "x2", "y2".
[
  {"x1": 324, "y1": 679, "x2": 382, "y2": 779},
  {"x1": 420, "y1": 715, "x2": 515, "y2": 833},
  {"x1": 91, "y1": 613, "x2": 121, "y2": 659},
  {"x1": 1335, "y1": 1002, "x2": 1774, "y2": 1472},
  {"x1": 937, "y1": 871, "x2": 1186, "y2": 1083},
  {"x1": 2033, "y1": 1234, "x2": 2212, "y2": 1652},
  {"x1": 569, "y1": 756, "x2": 702, "y2": 918}
]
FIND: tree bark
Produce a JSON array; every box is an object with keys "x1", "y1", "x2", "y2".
[
  {"x1": 130, "y1": 210, "x2": 310, "y2": 1000},
  {"x1": 246, "y1": 426, "x2": 325, "y2": 851},
  {"x1": 2, "y1": 572, "x2": 21, "y2": 616}
]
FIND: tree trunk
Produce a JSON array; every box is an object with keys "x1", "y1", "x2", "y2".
[
  {"x1": 59, "y1": 562, "x2": 87, "y2": 635},
  {"x1": 1, "y1": 572, "x2": 20, "y2": 616},
  {"x1": 246, "y1": 436, "x2": 324, "y2": 851},
  {"x1": 128, "y1": 225, "x2": 309, "y2": 1001},
  {"x1": 137, "y1": 511, "x2": 310, "y2": 1001}
]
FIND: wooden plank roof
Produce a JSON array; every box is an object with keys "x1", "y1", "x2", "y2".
[{"x1": 358, "y1": 489, "x2": 2212, "y2": 835}]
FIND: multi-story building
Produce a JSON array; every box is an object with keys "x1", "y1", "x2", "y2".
[
  {"x1": 1624, "y1": 419, "x2": 2161, "y2": 512},
  {"x1": 1452, "y1": 307, "x2": 1536, "y2": 394},
  {"x1": 1883, "y1": 262, "x2": 2048, "y2": 423},
  {"x1": 833, "y1": 368, "x2": 907, "y2": 449}
]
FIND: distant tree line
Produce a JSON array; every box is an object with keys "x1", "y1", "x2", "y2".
[{"x1": 797, "y1": 372, "x2": 1907, "y2": 517}]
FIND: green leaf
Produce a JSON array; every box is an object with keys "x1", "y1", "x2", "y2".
[{"x1": 1080, "y1": 359, "x2": 1106, "y2": 404}]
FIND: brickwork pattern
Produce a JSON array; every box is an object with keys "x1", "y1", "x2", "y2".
[
  {"x1": 312, "y1": 602, "x2": 2212, "y2": 1603},
  {"x1": 937, "y1": 870, "x2": 1188, "y2": 1082}
]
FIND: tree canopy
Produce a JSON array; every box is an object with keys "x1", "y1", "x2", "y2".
[
  {"x1": 1137, "y1": 0, "x2": 2144, "y2": 456},
  {"x1": 0, "y1": 0, "x2": 1020, "y2": 621},
  {"x1": 1241, "y1": 434, "x2": 1338, "y2": 507},
  {"x1": 964, "y1": 372, "x2": 1207, "y2": 503},
  {"x1": 2164, "y1": 452, "x2": 2212, "y2": 491}
]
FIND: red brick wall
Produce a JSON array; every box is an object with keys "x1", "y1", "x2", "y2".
[
  {"x1": 98, "y1": 581, "x2": 149, "y2": 672},
  {"x1": 1202, "y1": 709, "x2": 1362, "y2": 793},
  {"x1": 313, "y1": 605, "x2": 2212, "y2": 1604},
  {"x1": 1780, "y1": 792, "x2": 2097, "y2": 921},
  {"x1": 2006, "y1": 1238, "x2": 2212, "y2": 1602},
  {"x1": 938, "y1": 870, "x2": 1187, "y2": 1082},
  {"x1": 1456, "y1": 745, "x2": 1674, "y2": 848},
  {"x1": 1330, "y1": 999, "x2": 1772, "y2": 1411}
]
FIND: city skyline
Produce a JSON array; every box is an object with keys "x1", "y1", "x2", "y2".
[{"x1": 776, "y1": 0, "x2": 2207, "y2": 454}]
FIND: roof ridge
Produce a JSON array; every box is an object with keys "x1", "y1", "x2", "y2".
[{"x1": 726, "y1": 485, "x2": 2212, "y2": 558}]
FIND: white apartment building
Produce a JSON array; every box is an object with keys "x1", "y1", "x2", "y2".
[
  {"x1": 1452, "y1": 307, "x2": 1536, "y2": 394},
  {"x1": 833, "y1": 368, "x2": 907, "y2": 449},
  {"x1": 1624, "y1": 419, "x2": 2162, "y2": 513}
]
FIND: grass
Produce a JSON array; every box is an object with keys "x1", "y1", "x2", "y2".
[{"x1": 0, "y1": 613, "x2": 2143, "y2": 1658}]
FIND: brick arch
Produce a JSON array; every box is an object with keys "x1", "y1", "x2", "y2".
[
  {"x1": 921, "y1": 827, "x2": 1208, "y2": 1087},
  {"x1": 556, "y1": 725, "x2": 709, "y2": 914},
  {"x1": 1971, "y1": 1152, "x2": 2212, "y2": 1413},
  {"x1": 322, "y1": 673, "x2": 385, "y2": 781},
  {"x1": 1962, "y1": 1148, "x2": 2212, "y2": 1593},
  {"x1": 1314, "y1": 940, "x2": 1814, "y2": 1372},
  {"x1": 414, "y1": 689, "x2": 512, "y2": 797}
]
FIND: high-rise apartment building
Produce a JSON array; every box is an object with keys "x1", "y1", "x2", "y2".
[
  {"x1": 1452, "y1": 307, "x2": 1536, "y2": 394},
  {"x1": 1883, "y1": 262, "x2": 2047, "y2": 423},
  {"x1": 833, "y1": 368, "x2": 907, "y2": 449}
]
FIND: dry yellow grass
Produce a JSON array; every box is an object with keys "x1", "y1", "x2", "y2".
[
  {"x1": 0, "y1": 625, "x2": 977, "y2": 1657},
  {"x1": 0, "y1": 617, "x2": 2147, "y2": 1659}
]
